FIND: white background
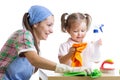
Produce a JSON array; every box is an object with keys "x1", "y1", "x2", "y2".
[{"x1": 0, "y1": 0, "x2": 120, "y2": 79}]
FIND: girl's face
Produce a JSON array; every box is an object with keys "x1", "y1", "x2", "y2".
[
  {"x1": 68, "y1": 21, "x2": 87, "y2": 43},
  {"x1": 33, "y1": 15, "x2": 54, "y2": 41}
]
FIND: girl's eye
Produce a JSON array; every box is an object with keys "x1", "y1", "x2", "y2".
[
  {"x1": 74, "y1": 31, "x2": 78, "y2": 32},
  {"x1": 81, "y1": 30, "x2": 84, "y2": 32},
  {"x1": 81, "y1": 29, "x2": 86, "y2": 32}
]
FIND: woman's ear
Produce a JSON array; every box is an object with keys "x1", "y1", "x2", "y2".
[{"x1": 33, "y1": 24, "x2": 38, "y2": 28}]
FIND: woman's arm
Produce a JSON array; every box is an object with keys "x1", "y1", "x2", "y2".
[
  {"x1": 24, "y1": 51, "x2": 92, "y2": 74},
  {"x1": 24, "y1": 51, "x2": 56, "y2": 71}
]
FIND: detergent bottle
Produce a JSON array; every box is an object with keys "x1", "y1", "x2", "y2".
[{"x1": 91, "y1": 24, "x2": 104, "y2": 69}]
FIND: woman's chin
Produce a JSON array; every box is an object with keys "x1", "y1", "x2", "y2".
[{"x1": 43, "y1": 37, "x2": 48, "y2": 40}]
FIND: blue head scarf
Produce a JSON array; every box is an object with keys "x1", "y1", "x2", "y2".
[{"x1": 28, "y1": 5, "x2": 53, "y2": 26}]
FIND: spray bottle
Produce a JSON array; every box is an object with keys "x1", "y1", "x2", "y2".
[
  {"x1": 91, "y1": 24, "x2": 104, "y2": 69},
  {"x1": 92, "y1": 24, "x2": 104, "y2": 62}
]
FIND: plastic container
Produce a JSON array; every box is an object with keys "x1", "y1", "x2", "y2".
[{"x1": 91, "y1": 24, "x2": 104, "y2": 63}]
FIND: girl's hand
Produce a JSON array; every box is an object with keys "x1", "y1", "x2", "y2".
[
  {"x1": 68, "y1": 47, "x2": 76, "y2": 56},
  {"x1": 98, "y1": 39, "x2": 102, "y2": 45}
]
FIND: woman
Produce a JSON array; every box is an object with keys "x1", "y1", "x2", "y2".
[{"x1": 0, "y1": 5, "x2": 91, "y2": 80}]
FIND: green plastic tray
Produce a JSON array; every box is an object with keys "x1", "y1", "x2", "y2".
[{"x1": 63, "y1": 71, "x2": 87, "y2": 76}]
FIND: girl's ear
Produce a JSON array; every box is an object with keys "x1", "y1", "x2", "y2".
[{"x1": 66, "y1": 27, "x2": 70, "y2": 33}]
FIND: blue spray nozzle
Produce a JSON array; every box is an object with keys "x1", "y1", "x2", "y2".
[
  {"x1": 93, "y1": 24, "x2": 104, "y2": 33},
  {"x1": 93, "y1": 29, "x2": 98, "y2": 33},
  {"x1": 99, "y1": 24, "x2": 104, "y2": 32}
]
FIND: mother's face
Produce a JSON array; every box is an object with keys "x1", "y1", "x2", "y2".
[{"x1": 33, "y1": 15, "x2": 54, "y2": 41}]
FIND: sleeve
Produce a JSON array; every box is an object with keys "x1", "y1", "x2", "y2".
[
  {"x1": 58, "y1": 43, "x2": 68, "y2": 56},
  {"x1": 14, "y1": 30, "x2": 37, "y2": 55}
]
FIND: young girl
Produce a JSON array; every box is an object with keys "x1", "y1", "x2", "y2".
[
  {"x1": 0, "y1": 6, "x2": 91, "y2": 80},
  {"x1": 58, "y1": 13, "x2": 102, "y2": 68}
]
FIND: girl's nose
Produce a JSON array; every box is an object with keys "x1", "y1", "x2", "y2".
[{"x1": 78, "y1": 32, "x2": 82, "y2": 36}]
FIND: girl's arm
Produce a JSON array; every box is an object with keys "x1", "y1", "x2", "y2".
[{"x1": 58, "y1": 47, "x2": 75, "y2": 65}]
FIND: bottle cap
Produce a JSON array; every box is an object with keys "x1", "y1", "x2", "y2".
[{"x1": 93, "y1": 29, "x2": 98, "y2": 33}]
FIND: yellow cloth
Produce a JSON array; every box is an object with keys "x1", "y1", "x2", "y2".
[{"x1": 71, "y1": 43, "x2": 87, "y2": 67}]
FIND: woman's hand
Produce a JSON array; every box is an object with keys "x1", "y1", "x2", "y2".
[{"x1": 55, "y1": 64, "x2": 92, "y2": 75}]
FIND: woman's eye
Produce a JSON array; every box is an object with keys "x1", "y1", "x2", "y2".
[
  {"x1": 48, "y1": 24, "x2": 51, "y2": 26},
  {"x1": 48, "y1": 23, "x2": 53, "y2": 27}
]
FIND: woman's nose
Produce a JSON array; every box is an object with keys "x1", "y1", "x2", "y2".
[{"x1": 49, "y1": 28, "x2": 53, "y2": 33}]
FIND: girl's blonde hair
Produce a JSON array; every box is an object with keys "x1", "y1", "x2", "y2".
[{"x1": 61, "y1": 12, "x2": 92, "y2": 32}]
